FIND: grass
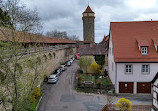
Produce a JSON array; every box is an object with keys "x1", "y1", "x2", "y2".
[
  {"x1": 30, "y1": 97, "x2": 40, "y2": 111},
  {"x1": 79, "y1": 74, "x2": 95, "y2": 82},
  {"x1": 99, "y1": 78, "x2": 109, "y2": 86},
  {"x1": 78, "y1": 74, "x2": 111, "y2": 85}
]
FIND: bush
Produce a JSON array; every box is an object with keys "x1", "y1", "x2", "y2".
[
  {"x1": 30, "y1": 87, "x2": 42, "y2": 103},
  {"x1": 94, "y1": 73, "x2": 99, "y2": 80},
  {"x1": 79, "y1": 70, "x2": 83, "y2": 74},
  {"x1": 116, "y1": 98, "x2": 132, "y2": 111},
  {"x1": 90, "y1": 62, "x2": 101, "y2": 74}
]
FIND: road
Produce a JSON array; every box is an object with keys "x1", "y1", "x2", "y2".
[{"x1": 37, "y1": 61, "x2": 152, "y2": 111}]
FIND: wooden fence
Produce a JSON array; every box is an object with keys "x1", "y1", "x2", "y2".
[{"x1": 102, "y1": 104, "x2": 152, "y2": 111}]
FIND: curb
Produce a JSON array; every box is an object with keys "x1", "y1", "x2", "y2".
[{"x1": 36, "y1": 96, "x2": 43, "y2": 111}]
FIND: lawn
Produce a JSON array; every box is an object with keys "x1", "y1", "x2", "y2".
[
  {"x1": 78, "y1": 74, "x2": 111, "y2": 85},
  {"x1": 78, "y1": 74, "x2": 95, "y2": 82}
]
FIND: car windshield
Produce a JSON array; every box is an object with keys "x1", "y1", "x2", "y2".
[{"x1": 49, "y1": 75, "x2": 56, "y2": 79}]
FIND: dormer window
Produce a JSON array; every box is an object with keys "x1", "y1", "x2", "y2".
[
  {"x1": 137, "y1": 39, "x2": 149, "y2": 55},
  {"x1": 141, "y1": 47, "x2": 148, "y2": 55}
]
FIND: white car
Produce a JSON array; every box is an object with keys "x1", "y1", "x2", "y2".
[
  {"x1": 69, "y1": 59, "x2": 73, "y2": 64},
  {"x1": 48, "y1": 75, "x2": 59, "y2": 83},
  {"x1": 72, "y1": 57, "x2": 75, "y2": 61},
  {"x1": 66, "y1": 61, "x2": 71, "y2": 66}
]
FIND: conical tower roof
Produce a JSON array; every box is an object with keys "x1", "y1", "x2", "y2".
[{"x1": 83, "y1": 5, "x2": 94, "y2": 13}]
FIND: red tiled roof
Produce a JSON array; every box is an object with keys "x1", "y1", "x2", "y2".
[
  {"x1": 152, "y1": 38, "x2": 158, "y2": 46},
  {"x1": 76, "y1": 40, "x2": 95, "y2": 44},
  {"x1": 83, "y1": 5, "x2": 94, "y2": 13},
  {"x1": 111, "y1": 21, "x2": 158, "y2": 62},
  {"x1": 137, "y1": 39, "x2": 150, "y2": 46},
  {"x1": 78, "y1": 44, "x2": 106, "y2": 55}
]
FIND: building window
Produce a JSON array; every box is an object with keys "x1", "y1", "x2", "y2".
[
  {"x1": 141, "y1": 47, "x2": 148, "y2": 55},
  {"x1": 142, "y1": 65, "x2": 150, "y2": 73},
  {"x1": 125, "y1": 65, "x2": 132, "y2": 73}
]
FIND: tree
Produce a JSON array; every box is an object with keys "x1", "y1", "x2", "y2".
[
  {"x1": 77, "y1": 56, "x2": 92, "y2": 73},
  {"x1": 0, "y1": 0, "x2": 43, "y2": 110},
  {"x1": 116, "y1": 98, "x2": 132, "y2": 111},
  {"x1": 1, "y1": 0, "x2": 42, "y2": 33},
  {"x1": 46, "y1": 30, "x2": 79, "y2": 41},
  {"x1": 0, "y1": 8, "x2": 13, "y2": 28},
  {"x1": 94, "y1": 55, "x2": 105, "y2": 66}
]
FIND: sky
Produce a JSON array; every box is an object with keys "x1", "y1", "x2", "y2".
[{"x1": 21, "y1": 0, "x2": 158, "y2": 43}]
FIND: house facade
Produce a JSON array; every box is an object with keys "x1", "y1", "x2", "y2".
[{"x1": 108, "y1": 21, "x2": 158, "y2": 94}]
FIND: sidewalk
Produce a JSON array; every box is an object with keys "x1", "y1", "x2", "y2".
[{"x1": 112, "y1": 94, "x2": 152, "y2": 105}]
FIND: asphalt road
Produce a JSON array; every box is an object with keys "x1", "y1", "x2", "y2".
[
  {"x1": 37, "y1": 61, "x2": 152, "y2": 111},
  {"x1": 37, "y1": 61, "x2": 106, "y2": 111}
]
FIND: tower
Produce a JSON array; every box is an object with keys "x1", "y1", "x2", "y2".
[{"x1": 82, "y1": 5, "x2": 95, "y2": 42}]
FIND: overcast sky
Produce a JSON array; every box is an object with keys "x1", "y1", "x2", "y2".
[{"x1": 22, "y1": 0, "x2": 158, "y2": 43}]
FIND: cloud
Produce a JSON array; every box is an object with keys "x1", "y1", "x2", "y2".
[
  {"x1": 125, "y1": 0, "x2": 156, "y2": 9},
  {"x1": 22, "y1": 0, "x2": 158, "y2": 43}
]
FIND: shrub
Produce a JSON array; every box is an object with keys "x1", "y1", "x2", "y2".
[
  {"x1": 116, "y1": 98, "x2": 132, "y2": 111},
  {"x1": 79, "y1": 70, "x2": 83, "y2": 74},
  {"x1": 30, "y1": 87, "x2": 42, "y2": 103},
  {"x1": 90, "y1": 62, "x2": 101, "y2": 74},
  {"x1": 94, "y1": 73, "x2": 99, "y2": 80}
]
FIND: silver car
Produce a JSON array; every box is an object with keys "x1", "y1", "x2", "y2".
[
  {"x1": 60, "y1": 65, "x2": 67, "y2": 71},
  {"x1": 48, "y1": 75, "x2": 59, "y2": 83}
]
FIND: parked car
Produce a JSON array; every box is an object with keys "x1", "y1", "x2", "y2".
[
  {"x1": 60, "y1": 65, "x2": 67, "y2": 71},
  {"x1": 69, "y1": 59, "x2": 73, "y2": 64},
  {"x1": 75, "y1": 53, "x2": 80, "y2": 60},
  {"x1": 66, "y1": 61, "x2": 71, "y2": 66},
  {"x1": 53, "y1": 69, "x2": 61, "y2": 76},
  {"x1": 48, "y1": 74, "x2": 59, "y2": 84},
  {"x1": 72, "y1": 57, "x2": 75, "y2": 61}
]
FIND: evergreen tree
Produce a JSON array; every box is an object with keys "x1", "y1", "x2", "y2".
[{"x1": 0, "y1": 8, "x2": 13, "y2": 28}]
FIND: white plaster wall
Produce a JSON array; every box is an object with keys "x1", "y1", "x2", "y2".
[
  {"x1": 108, "y1": 30, "x2": 115, "y2": 85},
  {"x1": 116, "y1": 63, "x2": 158, "y2": 93}
]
